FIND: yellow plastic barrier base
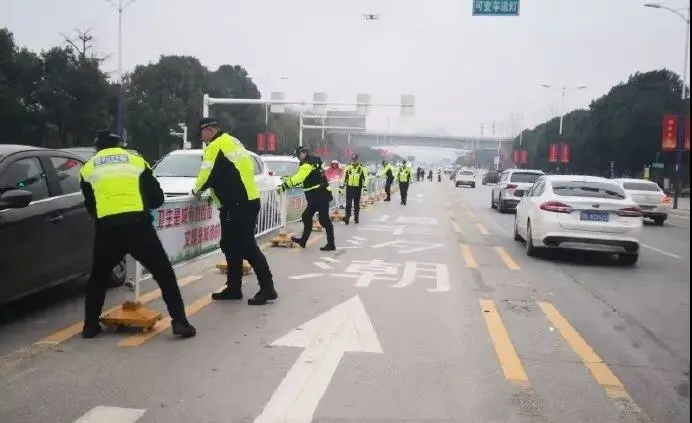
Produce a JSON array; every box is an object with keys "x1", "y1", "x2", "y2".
[
  {"x1": 216, "y1": 260, "x2": 252, "y2": 275},
  {"x1": 100, "y1": 301, "x2": 163, "y2": 331},
  {"x1": 271, "y1": 232, "x2": 295, "y2": 247},
  {"x1": 330, "y1": 210, "x2": 344, "y2": 222},
  {"x1": 312, "y1": 221, "x2": 323, "y2": 231}
]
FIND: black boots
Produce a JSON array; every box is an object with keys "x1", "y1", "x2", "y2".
[
  {"x1": 291, "y1": 235, "x2": 307, "y2": 248},
  {"x1": 248, "y1": 289, "x2": 279, "y2": 305},
  {"x1": 81, "y1": 319, "x2": 196, "y2": 339}
]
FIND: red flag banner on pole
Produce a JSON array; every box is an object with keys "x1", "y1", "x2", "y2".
[
  {"x1": 662, "y1": 114, "x2": 679, "y2": 152},
  {"x1": 685, "y1": 115, "x2": 690, "y2": 152},
  {"x1": 267, "y1": 132, "x2": 277, "y2": 152},
  {"x1": 560, "y1": 143, "x2": 570, "y2": 164},
  {"x1": 520, "y1": 149, "x2": 528, "y2": 164},
  {"x1": 513, "y1": 150, "x2": 520, "y2": 164},
  {"x1": 548, "y1": 144, "x2": 558, "y2": 163},
  {"x1": 256, "y1": 132, "x2": 266, "y2": 152}
]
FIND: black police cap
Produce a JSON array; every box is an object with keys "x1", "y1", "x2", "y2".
[
  {"x1": 294, "y1": 146, "x2": 309, "y2": 157},
  {"x1": 199, "y1": 117, "x2": 219, "y2": 130}
]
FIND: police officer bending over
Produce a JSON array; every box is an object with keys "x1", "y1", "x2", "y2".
[
  {"x1": 192, "y1": 118, "x2": 277, "y2": 305},
  {"x1": 79, "y1": 131, "x2": 196, "y2": 339},
  {"x1": 278, "y1": 147, "x2": 336, "y2": 251}
]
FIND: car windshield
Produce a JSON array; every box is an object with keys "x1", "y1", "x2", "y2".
[
  {"x1": 510, "y1": 172, "x2": 542, "y2": 183},
  {"x1": 552, "y1": 180, "x2": 627, "y2": 199},
  {"x1": 266, "y1": 161, "x2": 299, "y2": 176},
  {"x1": 153, "y1": 154, "x2": 202, "y2": 177},
  {"x1": 622, "y1": 181, "x2": 661, "y2": 192}
]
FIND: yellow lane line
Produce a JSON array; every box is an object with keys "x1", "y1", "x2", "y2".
[
  {"x1": 494, "y1": 246, "x2": 520, "y2": 271},
  {"x1": 480, "y1": 299, "x2": 530, "y2": 387},
  {"x1": 538, "y1": 302, "x2": 644, "y2": 413},
  {"x1": 476, "y1": 223, "x2": 489, "y2": 235},
  {"x1": 119, "y1": 293, "x2": 215, "y2": 347},
  {"x1": 37, "y1": 274, "x2": 205, "y2": 345},
  {"x1": 466, "y1": 209, "x2": 477, "y2": 219},
  {"x1": 460, "y1": 244, "x2": 478, "y2": 268},
  {"x1": 452, "y1": 221, "x2": 461, "y2": 234},
  {"x1": 447, "y1": 210, "x2": 456, "y2": 220}
]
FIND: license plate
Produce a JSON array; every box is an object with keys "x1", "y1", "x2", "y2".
[
  {"x1": 640, "y1": 205, "x2": 655, "y2": 210},
  {"x1": 580, "y1": 211, "x2": 609, "y2": 222}
]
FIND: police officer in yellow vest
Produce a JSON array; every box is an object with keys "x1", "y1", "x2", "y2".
[
  {"x1": 398, "y1": 160, "x2": 413, "y2": 205},
  {"x1": 192, "y1": 118, "x2": 276, "y2": 305},
  {"x1": 339, "y1": 154, "x2": 369, "y2": 225},
  {"x1": 79, "y1": 130, "x2": 196, "y2": 339},
  {"x1": 277, "y1": 146, "x2": 336, "y2": 251}
]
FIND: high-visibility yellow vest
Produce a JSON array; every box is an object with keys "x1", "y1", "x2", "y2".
[
  {"x1": 194, "y1": 132, "x2": 259, "y2": 207},
  {"x1": 79, "y1": 147, "x2": 149, "y2": 218},
  {"x1": 398, "y1": 167, "x2": 412, "y2": 183},
  {"x1": 342, "y1": 164, "x2": 368, "y2": 187}
]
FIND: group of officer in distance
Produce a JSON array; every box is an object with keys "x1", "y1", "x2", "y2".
[{"x1": 78, "y1": 118, "x2": 412, "y2": 339}]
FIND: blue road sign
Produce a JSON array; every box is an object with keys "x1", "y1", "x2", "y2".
[{"x1": 473, "y1": 0, "x2": 520, "y2": 16}]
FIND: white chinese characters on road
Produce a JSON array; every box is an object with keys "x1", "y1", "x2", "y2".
[
  {"x1": 371, "y1": 215, "x2": 439, "y2": 225},
  {"x1": 290, "y1": 259, "x2": 451, "y2": 293},
  {"x1": 371, "y1": 239, "x2": 444, "y2": 254},
  {"x1": 357, "y1": 224, "x2": 439, "y2": 236}
]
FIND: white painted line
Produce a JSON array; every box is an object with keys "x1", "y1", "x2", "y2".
[
  {"x1": 320, "y1": 257, "x2": 340, "y2": 263},
  {"x1": 289, "y1": 273, "x2": 323, "y2": 280},
  {"x1": 314, "y1": 262, "x2": 333, "y2": 270},
  {"x1": 346, "y1": 239, "x2": 361, "y2": 245},
  {"x1": 254, "y1": 296, "x2": 382, "y2": 423},
  {"x1": 640, "y1": 243, "x2": 682, "y2": 259},
  {"x1": 351, "y1": 236, "x2": 367, "y2": 241},
  {"x1": 337, "y1": 246, "x2": 360, "y2": 249},
  {"x1": 74, "y1": 406, "x2": 146, "y2": 423}
]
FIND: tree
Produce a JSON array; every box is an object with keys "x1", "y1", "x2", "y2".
[{"x1": 517, "y1": 69, "x2": 689, "y2": 183}]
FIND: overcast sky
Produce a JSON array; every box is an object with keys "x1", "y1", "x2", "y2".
[{"x1": 2, "y1": 0, "x2": 690, "y2": 142}]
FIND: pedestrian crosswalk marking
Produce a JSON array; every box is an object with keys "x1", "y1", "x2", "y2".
[
  {"x1": 321, "y1": 257, "x2": 340, "y2": 263},
  {"x1": 73, "y1": 406, "x2": 145, "y2": 423},
  {"x1": 314, "y1": 262, "x2": 333, "y2": 270}
]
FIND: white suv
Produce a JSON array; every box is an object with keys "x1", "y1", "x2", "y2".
[
  {"x1": 455, "y1": 169, "x2": 476, "y2": 188},
  {"x1": 261, "y1": 155, "x2": 300, "y2": 187},
  {"x1": 152, "y1": 149, "x2": 275, "y2": 196},
  {"x1": 613, "y1": 178, "x2": 671, "y2": 226},
  {"x1": 492, "y1": 169, "x2": 544, "y2": 213}
]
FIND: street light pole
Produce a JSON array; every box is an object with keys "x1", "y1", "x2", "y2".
[
  {"x1": 541, "y1": 83, "x2": 587, "y2": 173},
  {"x1": 106, "y1": 0, "x2": 139, "y2": 137},
  {"x1": 644, "y1": 3, "x2": 690, "y2": 209}
]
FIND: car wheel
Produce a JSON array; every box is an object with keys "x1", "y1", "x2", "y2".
[
  {"x1": 109, "y1": 258, "x2": 127, "y2": 288},
  {"x1": 491, "y1": 194, "x2": 497, "y2": 209},
  {"x1": 498, "y1": 196, "x2": 506, "y2": 213},
  {"x1": 618, "y1": 253, "x2": 638, "y2": 266},
  {"x1": 653, "y1": 217, "x2": 665, "y2": 226},
  {"x1": 525, "y1": 221, "x2": 538, "y2": 257},
  {"x1": 471, "y1": 183, "x2": 476, "y2": 189},
  {"x1": 513, "y1": 216, "x2": 523, "y2": 242}
]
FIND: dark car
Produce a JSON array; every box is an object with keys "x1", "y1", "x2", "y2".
[
  {"x1": 0, "y1": 144, "x2": 125, "y2": 305},
  {"x1": 482, "y1": 170, "x2": 500, "y2": 185}
]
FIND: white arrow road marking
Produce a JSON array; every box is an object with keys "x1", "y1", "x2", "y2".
[
  {"x1": 254, "y1": 296, "x2": 383, "y2": 423},
  {"x1": 346, "y1": 239, "x2": 361, "y2": 245},
  {"x1": 320, "y1": 257, "x2": 340, "y2": 263},
  {"x1": 74, "y1": 406, "x2": 146, "y2": 423},
  {"x1": 351, "y1": 236, "x2": 367, "y2": 241},
  {"x1": 314, "y1": 262, "x2": 333, "y2": 270},
  {"x1": 289, "y1": 273, "x2": 324, "y2": 280},
  {"x1": 372, "y1": 214, "x2": 389, "y2": 222}
]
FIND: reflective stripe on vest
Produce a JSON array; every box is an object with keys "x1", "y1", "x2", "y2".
[
  {"x1": 345, "y1": 165, "x2": 365, "y2": 186},
  {"x1": 199, "y1": 133, "x2": 260, "y2": 201},
  {"x1": 80, "y1": 148, "x2": 147, "y2": 218}
]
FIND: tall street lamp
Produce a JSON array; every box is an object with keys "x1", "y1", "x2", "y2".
[
  {"x1": 541, "y1": 84, "x2": 586, "y2": 173},
  {"x1": 645, "y1": 3, "x2": 690, "y2": 209},
  {"x1": 105, "y1": 0, "x2": 140, "y2": 137},
  {"x1": 644, "y1": 3, "x2": 690, "y2": 101}
]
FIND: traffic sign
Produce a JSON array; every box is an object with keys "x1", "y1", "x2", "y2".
[
  {"x1": 312, "y1": 92, "x2": 327, "y2": 115},
  {"x1": 651, "y1": 162, "x2": 664, "y2": 169},
  {"x1": 356, "y1": 93, "x2": 372, "y2": 115},
  {"x1": 270, "y1": 92, "x2": 285, "y2": 114},
  {"x1": 473, "y1": 0, "x2": 520, "y2": 16}
]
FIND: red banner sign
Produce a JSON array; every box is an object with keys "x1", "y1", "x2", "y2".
[
  {"x1": 256, "y1": 132, "x2": 266, "y2": 152},
  {"x1": 520, "y1": 149, "x2": 528, "y2": 164},
  {"x1": 662, "y1": 114, "x2": 679, "y2": 152},
  {"x1": 267, "y1": 132, "x2": 277, "y2": 152},
  {"x1": 548, "y1": 144, "x2": 558, "y2": 163},
  {"x1": 513, "y1": 150, "x2": 520, "y2": 164},
  {"x1": 560, "y1": 143, "x2": 570, "y2": 164},
  {"x1": 685, "y1": 115, "x2": 690, "y2": 152}
]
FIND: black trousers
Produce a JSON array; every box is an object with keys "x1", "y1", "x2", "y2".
[
  {"x1": 85, "y1": 220, "x2": 186, "y2": 325},
  {"x1": 399, "y1": 182, "x2": 410, "y2": 204},
  {"x1": 300, "y1": 191, "x2": 335, "y2": 246},
  {"x1": 219, "y1": 200, "x2": 273, "y2": 292},
  {"x1": 345, "y1": 186, "x2": 362, "y2": 219},
  {"x1": 385, "y1": 179, "x2": 393, "y2": 200}
]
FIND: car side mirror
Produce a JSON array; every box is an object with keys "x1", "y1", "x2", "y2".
[
  {"x1": 514, "y1": 189, "x2": 525, "y2": 198},
  {"x1": 267, "y1": 170, "x2": 274, "y2": 176},
  {"x1": 0, "y1": 189, "x2": 33, "y2": 209}
]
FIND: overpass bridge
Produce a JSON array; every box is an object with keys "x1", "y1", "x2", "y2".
[{"x1": 345, "y1": 131, "x2": 514, "y2": 150}]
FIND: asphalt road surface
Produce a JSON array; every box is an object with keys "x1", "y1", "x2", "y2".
[{"x1": 0, "y1": 177, "x2": 689, "y2": 423}]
